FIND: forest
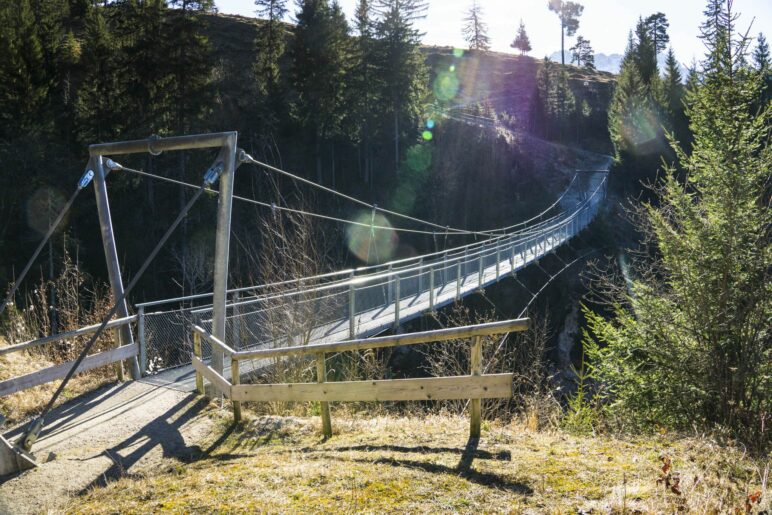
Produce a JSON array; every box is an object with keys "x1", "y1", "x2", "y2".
[{"x1": 0, "y1": 0, "x2": 770, "y2": 512}]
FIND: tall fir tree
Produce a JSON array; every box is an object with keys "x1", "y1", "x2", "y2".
[
  {"x1": 511, "y1": 19, "x2": 531, "y2": 55},
  {"x1": 753, "y1": 33, "x2": 770, "y2": 71},
  {"x1": 254, "y1": 0, "x2": 289, "y2": 103},
  {"x1": 547, "y1": 0, "x2": 583, "y2": 66},
  {"x1": 586, "y1": 0, "x2": 771, "y2": 448},
  {"x1": 462, "y1": 1, "x2": 490, "y2": 51},
  {"x1": 373, "y1": 0, "x2": 429, "y2": 177},
  {"x1": 352, "y1": 0, "x2": 380, "y2": 186},
  {"x1": 290, "y1": 0, "x2": 351, "y2": 185},
  {"x1": 634, "y1": 17, "x2": 658, "y2": 86}
]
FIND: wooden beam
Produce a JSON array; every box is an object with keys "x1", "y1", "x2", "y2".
[
  {"x1": 192, "y1": 332, "x2": 204, "y2": 395},
  {"x1": 191, "y1": 355, "x2": 231, "y2": 399},
  {"x1": 316, "y1": 353, "x2": 332, "y2": 438},
  {"x1": 234, "y1": 319, "x2": 529, "y2": 361},
  {"x1": 231, "y1": 357, "x2": 241, "y2": 422},
  {"x1": 0, "y1": 344, "x2": 138, "y2": 397},
  {"x1": 231, "y1": 374, "x2": 513, "y2": 403},
  {"x1": 0, "y1": 315, "x2": 137, "y2": 356},
  {"x1": 192, "y1": 325, "x2": 236, "y2": 357},
  {"x1": 469, "y1": 336, "x2": 482, "y2": 438}
]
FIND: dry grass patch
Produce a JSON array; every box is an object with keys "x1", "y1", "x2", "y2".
[
  {"x1": 0, "y1": 336, "x2": 118, "y2": 425},
  {"x1": 70, "y1": 410, "x2": 770, "y2": 514}
]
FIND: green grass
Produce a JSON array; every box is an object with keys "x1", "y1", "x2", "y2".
[{"x1": 70, "y1": 407, "x2": 770, "y2": 514}]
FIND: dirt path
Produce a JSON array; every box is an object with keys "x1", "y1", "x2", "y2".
[{"x1": 0, "y1": 380, "x2": 216, "y2": 515}]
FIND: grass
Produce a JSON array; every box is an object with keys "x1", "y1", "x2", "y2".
[
  {"x1": 0, "y1": 336, "x2": 118, "y2": 425},
  {"x1": 69, "y1": 406, "x2": 770, "y2": 514}
]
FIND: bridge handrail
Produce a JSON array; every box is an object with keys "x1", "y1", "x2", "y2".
[{"x1": 0, "y1": 314, "x2": 138, "y2": 356}]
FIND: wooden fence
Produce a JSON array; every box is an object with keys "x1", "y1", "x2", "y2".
[
  {"x1": 0, "y1": 315, "x2": 137, "y2": 397},
  {"x1": 191, "y1": 318, "x2": 529, "y2": 438}
]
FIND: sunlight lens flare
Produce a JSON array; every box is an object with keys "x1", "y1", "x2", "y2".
[
  {"x1": 346, "y1": 212, "x2": 398, "y2": 265},
  {"x1": 26, "y1": 187, "x2": 66, "y2": 236}
]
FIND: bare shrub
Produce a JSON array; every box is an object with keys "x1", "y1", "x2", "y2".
[
  {"x1": 0, "y1": 244, "x2": 118, "y2": 423},
  {"x1": 422, "y1": 305, "x2": 559, "y2": 428}
]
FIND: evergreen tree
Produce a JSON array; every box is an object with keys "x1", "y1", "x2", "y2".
[
  {"x1": 586, "y1": 0, "x2": 771, "y2": 448},
  {"x1": 643, "y1": 12, "x2": 669, "y2": 54},
  {"x1": 511, "y1": 19, "x2": 531, "y2": 55},
  {"x1": 373, "y1": 0, "x2": 429, "y2": 177},
  {"x1": 166, "y1": 0, "x2": 215, "y2": 135},
  {"x1": 254, "y1": 0, "x2": 289, "y2": 98},
  {"x1": 352, "y1": 0, "x2": 380, "y2": 186},
  {"x1": 634, "y1": 17, "x2": 658, "y2": 86},
  {"x1": 570, "y1": 35, "x2": 594, "y2": 69},
  {"x1": 535, "y1": 58, "x2": 576, "y2": 139},
  {"x1": 290, "y1": 0, "x2": 351, "y2": 184},
  {"x1": 76, "y1": 5, "x2": 123, "y2": 143},
  {"x1": 0, "y1": 0, "x2": 51, "y2": 139},
  {"x1": 662, "y1": 48, "x2": 683, "y2": 115},
  {"x1": 462, "y1": 1, "x2": 490, "y2": 51},
  {"x1": 547, "y1": 0, "x2": 583, "y2": 66},
  {"x1": 753, "y1": 33, "x2": 770, "y2": 71}
]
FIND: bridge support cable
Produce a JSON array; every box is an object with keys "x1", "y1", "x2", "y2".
[
  {"x1": 0, "y1": 169, "x2": 97, "y2": 317},
  {"x1": 17, "y1": 158, "x2": 227, "y2": 453}
]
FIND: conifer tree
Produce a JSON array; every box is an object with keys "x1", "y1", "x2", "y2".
[
  {"x1": 352, "y1": 0, "x2": 380, "y2": 186},
  {"x1": 511, "y1": 19, "x2": 531, "y2": 55},
  {"x1": 0, "y1": 0, "x2": 50, "y2": 139},
  {"x1": 753, "y1": 33, "x2": 770, "y2": 71},
  {"x1": 254, "y1": 0, "x2": 288, "y2": 98},
  {"x1": 548, "y1": 0, "x2": 584, "y2": 66},
  {"x1": 570, "y1": 36, "x2": 594, "y2": 69},
  {"x1": 634, "y1": 17, "x2": 658, "y2": 86},
  {"x1": 462, "y1": 1, "x2": 490, "y2": 51},
  {"x1": 643, "y1": 12, "x2": 669, "y2": 54},
  {"x1": 291, "y1": 0, "x2": 351, "y2": 184},
  {"x1": 662, "y1": 48, "x2": 683, "y2": 116},
  {"x1": 586, "y1": 0, "x2": 771, "y2": 447},
  {"x1": 373, "y1": 0, "x2": 429, "y2": 177}
]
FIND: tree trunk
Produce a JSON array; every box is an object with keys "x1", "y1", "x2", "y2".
[
  {"x1": 561, "y1": 20, "x2": 565, "y2": 65},
  {"x1": 394, "y1": 109, "x2": 399, "y2": 177}
]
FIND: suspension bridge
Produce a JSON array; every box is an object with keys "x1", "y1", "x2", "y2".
[{"x1": 1, "y1": 131, "x2": 608, "y2": 476}]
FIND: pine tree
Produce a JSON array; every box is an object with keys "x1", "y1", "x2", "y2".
[
  {"x1": 535, "y1": 58, "x2": 576, "y2": 139},
  {"x1": 291, "y1": 0, "x2": 351, "y2": 184},
  {"x1": 352, "y1": 0, "x2": 380, "y2": 186},
  {"x1": 0, "y1": 0, "x2": 50, "y2": 139},
  {"x1": 634, "y1": 17, "x2": 658, "y2": 86},
  {"x1": 570, "y1": 36, "x2": 594, "y2": 69},
  {"x1": 643, "y1": 12, "x2": 669, "y2": 54},
  {"x1": 586, "y1": 0, "x2": 771, "y2": 447},
  {"x1": 511, "y1": 19, "x2": 531, "y2": 55},
  {"x1": 373, "y1": 0, "x2": 429, "y2": 177},
  {"x1": 753, "y1": 33, "x2": 770, "y2": 71},
  {"x1": 254, "y1": 0, "x2": 288, "y2": 98},
  {"x1": 76, "y1": 5, "x2": 123, "y2": 143},
  {"x1": 662, "y1": 48, "x2": 683, "y2": 116},
  {"x1": 462, "y1": 1, "x2": 490, "y2": 52},
  {"x1": 547, "y1": 0, "x2": 584, "y2": 66}
]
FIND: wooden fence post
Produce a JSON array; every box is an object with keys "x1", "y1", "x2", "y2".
[
  {"x1": 469, "y1": 335, "x2": 482, "y2": 438},
  {"x1": 231, "y1": 356, "x2": 242, "y2": 422},
  {"x1": 316, "y1": 353, "x2": 332, "y2": 438},
  {"x1": 113, "y1": 327, "x2": 125, "y2": 381},
  {"x1": 193, "y1": 332, "x2": 204, "y2": 395}
]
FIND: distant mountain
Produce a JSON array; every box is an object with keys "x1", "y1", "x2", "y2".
[{"x1": 548, "y1": 51, "x2": 689, "y2": 81}]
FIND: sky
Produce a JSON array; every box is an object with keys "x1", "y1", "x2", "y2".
[{"x1": 215, "y1": 0, "x2": 772, "y2": 66}]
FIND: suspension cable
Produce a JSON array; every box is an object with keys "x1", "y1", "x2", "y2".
[
  {"x1": 20, "y1": 163, "x2": 220, "y2": 451},
  {"x1": 0, "y1": 168, "x2": 97, "y2": 317}
]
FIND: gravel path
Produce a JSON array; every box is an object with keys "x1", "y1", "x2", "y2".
[{"x1": 0, "y1": 380, "x2": 215, "y2": 514}]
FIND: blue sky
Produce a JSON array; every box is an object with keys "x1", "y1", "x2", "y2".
[{"x1": 215, "y1": 0, "x2": 772, "y2": 65}]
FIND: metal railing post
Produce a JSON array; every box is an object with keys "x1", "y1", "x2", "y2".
[
  {"x1": 456, "y1": 255, "x2": 462, "y2": 300},
  {"x1": 349, "y1": 271, "x2": 356, "y2": 338},
  {"x1": 138, "y1": 305, "x2": 146, "y2": 377},
  {"x1": 478, "y1": 248, "x2": 484, "y2": 288},
  {"x1": 387, "y1": 264, "x2": 394, "y2": 303},
  {"x1": 418, "y1": 257, "x2": 424, "y2": 293},
  {"x1": 495, "y1": 247, "x2": 500, "y2": 280},
  {"x1": 429, "y1": 265, "x2": 435, "y2": 311},
  {"x1": 394, "y1": 274, "x2": 401, "y2": 328}
]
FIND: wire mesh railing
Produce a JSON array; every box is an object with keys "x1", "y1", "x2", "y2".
[{"x1": 136, "y1": 172, "x2": 607, "y2": 374}]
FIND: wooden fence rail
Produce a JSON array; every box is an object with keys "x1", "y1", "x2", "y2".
[{"x1": 191, "y1": 318, "x2": 529, "y2": 438}]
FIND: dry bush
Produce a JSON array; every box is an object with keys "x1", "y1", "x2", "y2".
[
  {"x1": 0, "y1": 246, "x2": 119, "y2": 424},
  {"x1": 422, "y1": 305, "x2": 560, "y2": 429}
]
